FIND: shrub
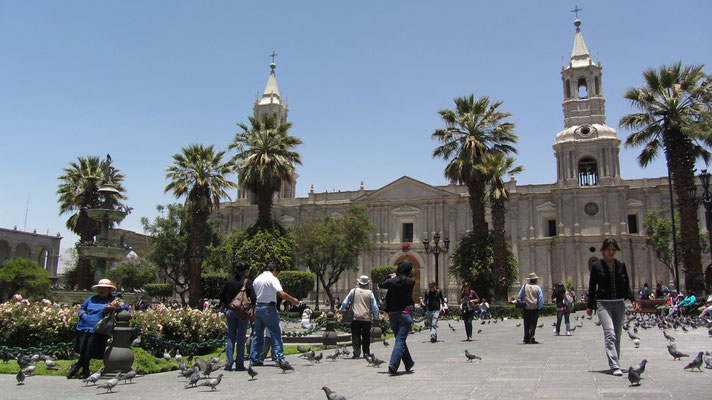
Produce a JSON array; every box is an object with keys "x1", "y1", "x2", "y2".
[
  {"x1": 145, "y1": 283, "x2": 173, "y2": 298},
  {"x1": 0, "y1": 295, "x2": 78, "y2": 349},
  {"x1": 0, "y1": 258, "x2": 52, "y2": 301},
  {"x1": 279, "y1": 271, "x2": 315, "y2": 300},
  {"x1": 200, "y1": 272, "x2": 229, "y2": 300},
  {"x1": 370, "y1": 265, "x2": 395, "y2": 286}
]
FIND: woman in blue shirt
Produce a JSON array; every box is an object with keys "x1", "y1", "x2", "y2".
[{"x1": 67, "y1": 279, "x2": 129, "y2": 379}]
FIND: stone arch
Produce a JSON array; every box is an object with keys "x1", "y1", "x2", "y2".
[
  {"x1": 577, "y1": 77, "x2": 588, "y2": 98},
  {"x1": 390, "y1": 252, "x2": 423, "y2": 301},
  {"x1": 578, "y1": 157, "x2": 598, "y2": 186},
  {"x1": 14, "y1": 242, "x2": 31, "y2": 259},
  {"x1": 36, "y1": 246, "x2": 50, "y2": 270},
  {"x1": 0, "y1": 240, "x2": 10, "y2": 265}
]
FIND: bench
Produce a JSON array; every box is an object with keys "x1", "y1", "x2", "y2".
[{"x1": 632, "y1": 299, "x2": 666, "y2": 316}]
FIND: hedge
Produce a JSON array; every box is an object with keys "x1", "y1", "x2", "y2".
[{"x1": 279, "y1": 271, "x2": 315, "y2": 300}]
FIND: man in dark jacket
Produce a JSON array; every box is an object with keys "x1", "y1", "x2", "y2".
[
  {"x1": 421, "y1": 281, "x2": 445, "y2": 342},
  {"x1": 379, "y1": 260, "x2": 416, "y2": 375},
  {"x1": 219, "y1": 261, "x2": 256, "y2": 371}
]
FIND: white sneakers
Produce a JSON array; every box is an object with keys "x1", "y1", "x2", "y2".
[
  {"x1": 612, "y1": 368, "x2": 623, "y2": 376},
  {"x1": 566, "y1": 331, "x2": 571, "y2": 336}
]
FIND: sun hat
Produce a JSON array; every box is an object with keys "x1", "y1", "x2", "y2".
[
  {"x1": 92, "y1": 279, "x2": 116, "y2": 291},
  {"x1": 357, "y1": 275, "x2": 370, "y2": 285},
  {"x1": 528, "y1": 272, "x2": 539, "y2": 282}
]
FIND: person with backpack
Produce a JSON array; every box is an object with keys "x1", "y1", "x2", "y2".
[
  {"x1": 379, "y1": 260, "x2": 416, "y2": 375},
  {"x1": 219, "y1": 261, "x2": 256, "y2": 371},
  {"x1": 552, "y1": 283, "x2": 571, "y2": 336},
  {"x1": 338, "y1": 275, "x2": 379, "y2": 358},
  {"x1": 518, "y1": 272, "x2": 544, "y2": 344},
  {"x1": 420, "y1": 281, "x2": 446, "y2": 342}
]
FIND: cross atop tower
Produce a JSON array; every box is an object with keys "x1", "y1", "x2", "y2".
[
  {"x1": 269, "y1": 51, "x2": 278, "y2": 64},
  {"x1": 570, "y1": 5, "x2": 582, "y2": 19}
]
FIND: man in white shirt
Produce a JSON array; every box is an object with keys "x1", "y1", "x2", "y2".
[{"x1": 249, "y1": 263, "x2": 301, "y2": 366}]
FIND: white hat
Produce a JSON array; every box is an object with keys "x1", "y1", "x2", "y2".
[
  {"x1": 91, "y1": 279, "x2": 117, "y2": 291},
  {"x1": 357, "y1": 275, "x2": 370, "y2": 285}
]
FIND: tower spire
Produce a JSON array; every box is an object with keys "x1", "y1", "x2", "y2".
[{"x1": 570, "y1": 19, "x2": 594, "y2": 67}]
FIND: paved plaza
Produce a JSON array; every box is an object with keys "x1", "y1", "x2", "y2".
[{"x1": 3, "y1": 314, "x2": 711, "y2": 399}]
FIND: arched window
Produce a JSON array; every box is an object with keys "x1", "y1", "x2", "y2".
[
  {"x1": 577, "y1": 78, "x2": 588, "y2": 99},
  {"x1": 15, "y1": 243, "x2": 31, "y2": 259},
  {"x1": 578, "y1": 157, "x2": 598, "y2": 186},
  {"x1": 565, "y1": 79, "x2": 571, "y2": 98},
  {"x1": 37, "y1": 248, "x2": 49, "y2": 270},
  {"x1": 0, "y1": 240, "x2": 10, "y2": 266},
  {"x1": 594, "y1": 76, "x2": 600, "y2": 96}
]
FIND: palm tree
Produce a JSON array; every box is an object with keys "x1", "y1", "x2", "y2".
[
  {"x1": 432, "y1": 95, "x2": 518, "y2": 232},
  {"x1": 620, "y1": 62, "x2": 712, "y2": 294},
  {"x1": 57, "y1": 155, "x2": 125, "y2": 289},
  {"x1": 476, "y1": 152, "x2": 523, "y2": 301},
  {"x1": 165, "y1": 144, "x2": 237, "y2": 307},
  {"x1": 229, "y1": 114, "x2": 302, "y2": 227}
]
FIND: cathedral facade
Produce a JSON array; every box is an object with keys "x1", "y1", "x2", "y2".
[{"x1": 219, "y1": 20, "x2": 700, "y2": 301}]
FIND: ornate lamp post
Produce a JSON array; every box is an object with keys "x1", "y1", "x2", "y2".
[
  {"x1": 688, "y1": 170, "x2": 712, "y2": 287},
  {"x1": 423, "y1": 233, "x2": 450, "y2": 288}
]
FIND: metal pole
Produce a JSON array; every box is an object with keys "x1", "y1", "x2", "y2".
[
  {"x1": 667, "y1": 164, "x2": 680, "y2": 292},
  {"x1": 434, "y1": 252, "x2": 440, "y2": 288},
  {"x1": 315, "y1": 275, "x2": 320, "y2": 311}
]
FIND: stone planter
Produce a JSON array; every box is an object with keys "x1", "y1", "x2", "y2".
[
  {"x1": 78, "y1": 246, "x2": 130, "y2": 261},
  {"x1": 86, "y1": 208, "x2": 128, "y2": 223}
]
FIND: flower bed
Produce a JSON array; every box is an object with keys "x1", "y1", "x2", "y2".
[{"x1": 0, "y1": 295, "x2": 78, "y2": 350}]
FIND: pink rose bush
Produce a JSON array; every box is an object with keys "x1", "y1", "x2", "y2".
[{"x1": 0, "y1": 295, "x2": 78, "y2": 348}]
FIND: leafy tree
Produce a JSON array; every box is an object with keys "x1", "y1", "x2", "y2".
[
  {"x1": 370, "y1": 265, "x2": 396, "y2": 302},
  {"x1": 278, "y1": 271, "x2": 315, "y2": 300},
  {"x1": 476, "y1": 152, "x2": 523, "y2": 302},
  {"x1": 164, "y1": 145, "x2": 237, "y2": 307},
  {"x1": 432, "y1": 95, "x2": 518, "y2": 233},
  {"x1": 642, "y1": 209, "x2": 708, "y2": 278},
  {"x1": 57, "y1": 155, "x2": 125, "y2": 289},
  {"x1": 229, "y1": 114, "x2": 302, "y2": 227},
  {"x1": 221, "y1": 224, "x2": 296, "y2": 275},
  {"x1": 449, "y1": 231, "x2": 518, "y2": 302},
  {"x1": 295, "y1": 206, "x2": 373, "y2": 310},
  {"x1": 0, "y1": 258, "x2": 51, "y2": 301},
  {"x1": 200, "y1": 272, "x2": 229, "y2": 300},
  {"x1": 107, "y1": 256, "x2": 157, "y2": 291},
  {"x1": 620, "y1": 62, "x2": 712, "y2": 293}
]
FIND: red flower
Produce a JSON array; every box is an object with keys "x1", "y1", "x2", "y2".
[{"x1": 401, "y1": 244, "x2": 409, "y2": 252}]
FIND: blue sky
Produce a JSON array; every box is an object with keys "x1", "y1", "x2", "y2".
[{"x1": 2, "y1": 1, "x2": 712, "y2": 271}]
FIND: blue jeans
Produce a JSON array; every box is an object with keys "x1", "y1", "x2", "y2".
[
  {"x1": 225, "y1": 309, "x2": 248, "y2": 369},
  {"x1": 426, "y1": 310, "x2": 440, "y2": 339},
  {"x1": 249, "y1": 305, "x2": 283, "y2": 364},
  {"x1": 463, "y1": 310, "x2": 474, "y2": 338},
  {"x1": 596, "y1": 300, "x2": 625, "y2": 369},
  {"x1": 388, "y1": 312, "x2": 414, "y2": 371},
  {"x1": 555, "y1": 308, "x2": 570, "y2": 334}
]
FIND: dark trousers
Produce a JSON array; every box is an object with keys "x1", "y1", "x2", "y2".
[
  {"x1": 522, "y1": 309, "x2": 539, "y2": 343},
  {"x1": 463, "y1": 310, "x2": 474, "y2": 338},
  {"x1": 351, "y1": 320, "x2": 372, "y2": 356},
  {"x1": 74, "y1": 331, "x2": 109, "y2": 373}
]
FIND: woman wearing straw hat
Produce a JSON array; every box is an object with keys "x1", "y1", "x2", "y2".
[
  {"x1": 66, "y1": 279, "x2": 129, "y2": 379},
  {"x1": 338, "y1": 275, "x2": 379, "y2": 358},
  {"x1": 517, "y1": 272, "x2": 543, "y2": 344}
]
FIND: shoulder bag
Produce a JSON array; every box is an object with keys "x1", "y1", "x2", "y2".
[
  {"x1": 515, "y1": 285, "x2": 527, "y2": 310},
  {"x1": 342, "y1": 289, "x2": 356, "y2": 324},
  {"x1": 94, "y1": 310, "x2": 116, "y2": 336},
  {"x1": 229, "y1": 279, "x2": 255, "y2": 322}
]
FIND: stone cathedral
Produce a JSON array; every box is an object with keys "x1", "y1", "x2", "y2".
[{"x1": 219, "y1": 19, "x2": 695, "y2": 301}]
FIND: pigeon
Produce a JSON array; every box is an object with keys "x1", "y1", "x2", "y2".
[
  {"x1": 369, "y1": 354, "x2": 385, "y2": 367},
  {"x1": 363, "y1": 353, "x2": 373, "y2": 365},
  {"x1": 247, "y1": 365, "x2": 258, "y2": 380},
  {"x1": 629, "y1": 359, "x2": 647, "y2": 375},
  {"x1": 117, "y1": 367, "x2": 138, "y2": 383},
  {"x1": 627, "y1": 331, "x2": 639, "y2": 340},
  {"x1": 96, "y1": 378, "x2": 119, "y2": 393},
  {"x1": 177, "y1": 359, "x2": 187, "y2": 371},
  {"x1": 16, "y1": 354, "x2": 32, "y2": 369},
  {"x1": 179, "y1": 366, "x2": 196, "y2": 378},
  {"x1": 162, "y1": 350, "x2": 171, "y2": 361},
  {"x1": 326, "y1": 351, "x2": 340, "y2": 361},
  {"x1": 83, "y1": 367, "x2": 103, "y2": 386},
  {"x1": 204, "y1": 359, "x2": 226, "y2": 376},
  {"x1": 300, "y1": 350, "x2": 316, "y2": 360},
  {"x1": 482, "y1": 321, "x2": 487, "y2": 325},
  {"x1": 667, "y1": 344, "x2": 689, "y2": 360},
  {"x1": 184, "y1": 369, "x2": 201, "y2": 388},
  {"x1": 313, "y1": 352, "x2": 324, "y2": 363},
  {"x1": 516, "y1": 322, "x2": 521, "y2": 327},
  {"x1": 194, "y1": 357, "x2": 208, "y2": 374},
  {"x1": 21, "y1": 365, "x2": 35, "y2": 375},
  {"x1": 197, "y1": 373, "x2": 223, "y2": 391},
  {"x1": 340, "y1": 347, "x2": 351, "y2": 356},
  {"x1": 465, "y1": 350, "x2": 481, "y2": 362},
  {"x1": 297, "y1": 345, "x2": 310, "y2": 353},
  {"x1": 449, "y1": 324, "x2": 456, "y2": 332},
  {"x1": 704, "y1": 352, "x2": 712, "y2": 369},
  {"x1": 477, "y1": 329, "x2": 482, "y2": 334},
  {"x1": 633, "y1": 338, "x2": 640, "y2": 348},
  {"x1": 594, "y1": 321, "x2": 602, "y2": 326},
  {"x1": 277, "y1": 358, "x2": 294, "y2": 373},
  {"x1": 383, "y1": 340, "x2": 390, "y2": 347},
  {"x1": 322, "y1": 386, "x2": 347, "y2": 400},
  {"x1": 1, "y1": 351, "x2": 16, "y2": 363},
  {"x1": 131, "y1": 337, "x2": 141, "y2": 347},
  {"x1": 684, "y1": 352, "x2": 704, "y2": 372},
  {"x1": 16, "y1": 369, "x2": 25, "y2": 385},
  {"x1": 174, "y1": 350, "x2": 183, "y2": 363},
  {"x1": 663, "y1": 330, "x2": 676, "y2": 342},
  {"x1": 627, "y1": 367, "x2": 641, "y2": 386},
  {"x1": 43, "y1": 358, "x2": 59, "y2": 369},
  {"x1": 537, "y1": 323, "x2": 544, "y2": 328}
]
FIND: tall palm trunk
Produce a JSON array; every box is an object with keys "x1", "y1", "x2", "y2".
[
  {"x1": 77, "y1": 209, "x2": 98, "y2": 289},
  {"x1": 256, "y1": 187, "x2": 274, "y2": 226},
  {"x1": 188, "y1": 208, "x2": 207, "y2": 308},
  {"x1": 491, "y1": 195, "x2": 508, "y2": 302},
  {"x1": 467, "y1": 175, "x2": 487, "y2": 233},
  {"x1": 664, "y1": 129, "x2": 704, "y2": 293}
]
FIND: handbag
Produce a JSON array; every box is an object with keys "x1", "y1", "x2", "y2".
[
  {"x1": 94, "y1": 310, "x2": 115, "y2": 336},
  {"x1": 342, "y1": 289, "x2": 356, "y2": 324},
  {"x1": 516, "y1": 284, "x2": 528, "y2": 310},
  {"x1": 229, "y1": 279, "x2": 255, "y2": 322}
]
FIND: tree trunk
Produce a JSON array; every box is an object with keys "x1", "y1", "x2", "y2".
[
  {"x1": 188, "y1": 209, "x2": 208, "y2": 308},
  {"x1": 77, "y1": 258, "x2": 93, "y2": 290},
  {"x1": 466, "y1": 176, "x2": 487, "y2": 233},
  {"x1": 491, "y1": 195, "x2": 508, "y2": 303},
  {"x1": 256, "y1": 188, "x2": 275, "y2": 226}
]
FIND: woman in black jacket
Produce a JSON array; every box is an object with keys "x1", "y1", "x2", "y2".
[
  {"x1": 379, "y1": 260, "x2": 416, "y2": 376},
  {"x1": 586, "y1": 238, "x2": 638, "y2": 376},
  {"x1": 552, "y1": 283, "x2": 571, "y2": 336},
  {"x1": 220, "y1": 261, "x2": 256, "y2": 371}
]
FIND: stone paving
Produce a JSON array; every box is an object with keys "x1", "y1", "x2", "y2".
[{"x1": 3, "y1": 313, "x2": 711, "y2": 399}]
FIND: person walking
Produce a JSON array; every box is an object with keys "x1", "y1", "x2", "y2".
[
  {"x1": 518, "y1": 272, "x2": 543, "y2": 344},
  {"x1": 248, "y1": 263, "x2": 301, "y2": 367},
  {"x1": 379, "y1": 260, "x2": 416, "y2": 376},
  {"x1": 67, "y1": 279, "x2": 129, "y2": 379},
  {"x1": 338, "y1": 275, "x2": 379, "y2": 358},
  {"x1": 586, "y1": 238, "x2": 637, "y2": 376},
  {"x1": 219, "y1": 261, "x2": 256, "y2": 371},
  {"x1": 552, "y1": 283, "x2": 571, "y2": 336},
  {"x1": 459, "y1": 283, "x2": 479, "y2": 341},
  {"x1": 420, "y1": 281, "x2": 446, "y2": 343}
]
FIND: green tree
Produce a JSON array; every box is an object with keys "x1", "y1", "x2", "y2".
[
  {"x1": 107, "y1": 256, "x2": 157, "y2": 291},
  {"x1": 278, "y1": 271, "x2": 315, "y2": 300},
  {"x1": 620, "y1": 62, "x2": 712, "y2": 293},
  {"x1": 476, "y1": 152, "x2": 523, "y2": 302},
  {"x1": 642, "y1": 209, "x2": 709, "y2": 277},
  {"x1": 432, "y1": 95, "x2": 518, "y2": 233},
  {"x1": 294, "y1": 206, "x2": 373, "y2": 310},
  {"x1": 221, "y1": 224, "x2": 296, "y2": 275},
  {"x1": 229, "y1": 114, "x2": 302, "y2": 226},
  {"x1": 57, "y1": 155, "x2": 125, "y2": 289},
  {"x1": 0, "y1": 258, "x2": 51, "y2": 301},
  {"x1": 164, "y1": 145, "x2": 237, "y2": 307}
]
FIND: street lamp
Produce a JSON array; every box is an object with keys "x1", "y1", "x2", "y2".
[
  {"x1": 688, "y1": 170, "x2": 712, "y2": 286},
  {"x1": 423, "y1": 233, "x2": 450, "y2": 288}
]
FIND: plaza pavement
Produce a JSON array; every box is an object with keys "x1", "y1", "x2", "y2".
[{"x1": 3, "y1": 313, "x2": 711, "y2": 399}]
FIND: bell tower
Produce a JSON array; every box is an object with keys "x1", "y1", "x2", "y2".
[{"x1": 553, "y1": 18, "x2": 621, "y2": 188}]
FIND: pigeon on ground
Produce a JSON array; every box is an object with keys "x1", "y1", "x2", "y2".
[
  {"x1": 197, "y1": 373, "x2": 223, "y2": 391},
  {"x1": 297, "y1": 345, "x2": 310, "y2": 353},
  {"x1": 177, "y1": 359, "x2": 187, "y2": 371},
  {"x1": 482, "y1": 321, "x2": 487, "y2": 325},
  {"x1": 449, "y1": 324, "x2": 456, "y2": 332},
  {"x1": 703, "y1": 352, "x2": 712, "y2": 369},
  {"x1": 117, "y1": 367, "x2": 138, "y2": 383},
  {"x1": 369, "y1": 354, "x2": 385, "y2": 367},
  {"x1": 383, "y1": 340, "x2": 390, "y2": 347},
  {"x1": 178, "y1": 366, "x2": 195, "y2": 378},
  {"x1": 594, "y1": 321, "x2": 602, "y2": 326},
  {"x1": 667, "y1": 344, "x2": 689, "y2": 360},
  {"x1": 363, "y1": 353, "x2": 373, "y2": 365},
  {"x1": 83, "y1": 367, "x2": 104, "y2": 386},
  {"x1": 247, "y1": 366, "x2": 258, "y2": 380},
  {"x1": 627, "y1": 331, "x2": 639, "y2": 340},
  {"x1": 313, "y1": 352, "x2": 323, "y2": 363},
  {"x1": 43, "y1": 358, "x2": 59, "y2": 370},
  {"x1": 174, "y1": 350, "x2": 182, "y2": 363},
  {"x1": 184, "y1": 369, "x2": 201, "y2": 388},
  {"x1": 130, "y1": 337, "x2": 141, "y2": 347},
  {"x1": 477, "y1": 329, "x2": 482, "y2": 334},
  {"x1": 465, "y1": 350, "x2": 481, "y2": 362},
  {"x1": 16, "y1": 354, "x2": 32, "y2": 369},
  {"x1": 300, "y1": 350, "x2": 315, "y2": 360},
  {"x1": 162, "y1": 350, "x2": 171, "y2": 361},
  {"x1": 277, "y1": 358, "x2": 294, "y2": 373},
  {"x1": 633, "y1": 338, "x2": 640, "y2": 348},
  {"x1": 326, "y1": 351, "x2": 340, "y2": 361},
  {"x1": 21, "y1": 365, "x2": 35, "y2": 375},
  {"x1": 204, "y1": 359, "x2": 226, "y2": 376},
  {"x1": 96, "y1": 378, "x2": 119, "y2": 393},
  {"x1": 516, "y1": 322, "x2": 521, "y2": 327},
  {"x1": 322, "y1": 386, "x2": 347, "y2": 400},
  {"x1": 663, "y1": 330, "x2": 676, "y2": 342},
  {"x1": 340, "y1": 347, "x2": 351, "y2": 356},
  {"x1": 537, "y1": 323, "x2": 544, "y2": 328},
  {"x1": 194, "y1": 357, "x2": 208, "y2": 374},
  {"x1": 627, "y1": 367, "x2": 641, "y2": 386},
  {"x1": 16, "y1": 369, "x2": 25, "y2": 385},
  {"x1": 684, "y1": 352, "x2": 704, "y2": 372},
  {"x1": 629, "y1": 359, "x2": 647, "y2": 375}
]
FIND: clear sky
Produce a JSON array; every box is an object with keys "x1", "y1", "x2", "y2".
[{"x1": 2, "y1": 1, "x2": 712, "y2": 271}]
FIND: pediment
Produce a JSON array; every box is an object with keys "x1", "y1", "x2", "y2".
[
  {"x1": 355, "y1": 176, "x2": 457, "y2": 202},
  {"x1": 391, "y1": 205, "x2": 421, "y2": 216},
  {"x1": 536, "y1": 201, "x2": 556, "y2": 213},
  {"x1": 626, "y1": 199, "x2": 644, "y2": 208}
]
